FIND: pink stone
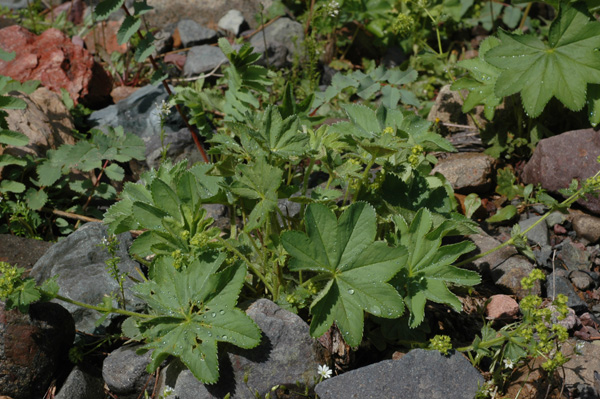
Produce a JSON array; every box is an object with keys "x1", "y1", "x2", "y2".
[
  {"x1": 0, "y1": 25, "x2": 112, "y2": 107},
  {"x1": 486, "y1": 294, "x2": 519, "y2": 320}
]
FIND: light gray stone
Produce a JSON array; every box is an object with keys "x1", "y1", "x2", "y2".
[
  {"x1": 519, "y1": 216, "x2": 549, "y2": 247},
  {"x1": 55, "y1": 366, "x2": 105, "y2": 399},
  {"x1": 249, "y1": 18, "x2": 304, "y2": 68},
  {"x1": 315, "y1": 349, "x2": 484, "y2": 399},
  {"x1": 183, "y1": 45, "x2": 228, "y2": 77},
  {"x1": 102, "y1": 345, "x2": 153, "y2": 399},
  {"x1": 30, "y1": 223, "x2": 145, "y2": 334},
  {"x1": 570, "y1": 270, "x2": 595, "y2": 291},
  {"x1": 573, "y1": 214, "x2": 600, "y2": 243},
  {"x1": 431, "y1": 152, "x2": 496, "y2": 194},
  {"x1": 218, "y1": 9, "x2": 246, "y2": 36},
  {"x1": 492, "y1": 255, "x2": 540, "y2": 299},
  {"x1": 467, "y1": 228, "x2": 517, "y2": 275}
]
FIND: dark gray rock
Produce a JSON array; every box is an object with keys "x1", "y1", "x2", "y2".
[
  {"x1": 570, "y1": 270, "x2": 595, "y2": 291},
  {"x1": 573, "y1": 214, "x2": 600, "y2": 243},
  {"x1": 519, "y1": 216, "x2": 549, "y2": 247},
  {"x1": 102, "y1": 345, "x2": 153, "y2": 399},
  {"x1": 559, "y1": 239, "x2": 591, "y2": 271},
  {"x1": 88, "y1": 84, "x2": 185, "y2": 168},
  {"x1": 249, "y1": 18, "x2": 304, "y2": 68},
  {"x1": 546, "y1": 272, "x2": 588, "y2": 312},
  {"x1": 55, "y1": 366, "x2": 105, "y2": 399},
  {"x1": 30, "y1": 222, "x2": 145, "y2": 334},
  {"x1": 218, "y1": 10, "x2": 247, "y2": 36},
  {"x1": 432, "y1": 152, "x2": 496, "y2": 194},
  {"x1": 0, "y1": 302, "x2": 74, "y2": 399},
  {"x1": 173, "y1": 299, "x2": 323, "y2": 399},
  {"x1": 315, "y1": 349, "x2": 483, "y2": 399},
  {"x1": 545, "y1": 211, "x2": 567, "y2": 228},
  {"x1": 183, "y1": 45, "x2": 229, "y2": 77},
  {"x1": 177, "y1": 19, "x2": 218, "y2": 47},
  {"x1": 522, "y1": 128, "x2": 600, "y2": 216}
]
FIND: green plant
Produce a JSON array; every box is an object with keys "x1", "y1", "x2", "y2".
[{"x1": 99, "y1": 234, "x2": 127, "y2": 309}]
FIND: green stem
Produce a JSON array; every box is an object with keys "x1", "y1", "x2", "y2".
[
  {"x1": 46, "y1": 291, "x2": 153, "y2": 319},
  {"x1": 217, "y1": 236, "x2": 275, "y2": 296},
  {"x1": 354, "y1": 156, "x2": 376, "y2": 203},
  {"x1": 455, "y1": 182, "x2": 593, "y2": 268}
]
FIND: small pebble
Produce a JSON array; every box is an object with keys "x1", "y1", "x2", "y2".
[
  {"x1": 570, "y1": 271, "x2": 595, "y2": 291},
  {"x1": 486, "y1": 294, "x2": 519, "y2": 320}
]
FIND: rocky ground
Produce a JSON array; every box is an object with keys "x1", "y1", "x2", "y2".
[{"x1": 1, "y1": 0, "x2": 600, "y2": 398}]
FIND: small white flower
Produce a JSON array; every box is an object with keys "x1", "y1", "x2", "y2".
[
  {"x1": 156, "y1": 99, "x2": 171, "y2": 117},
  {"x1": 326, "y1": 0, "x2": 340, "y2": 17},
  {"x1": 503, "y1": 358, "x2": 514, "y2": 369},
  {"x1": 162, "y1": 385, "x2": 175, "y2": 397},
  {"x1": 317, "y1": 364, "x2": 332, "y2": 379},
  {"x1": 101, "y1": 237, "x2": 109, "y2": 246},
  {"x1": 575, "y1": 341, "x2": 585, "y2": 355}
]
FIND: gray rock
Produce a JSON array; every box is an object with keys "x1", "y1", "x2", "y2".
[
  {"x1": 55, "y1": 366, "x2": 105, "y2": 399},
  {"x1": 546, "y1": 272, "x2": 588, "y2": 312},
  {"x1": 102, "y1": 345, "x2": 153, "y2": 399},
  {"x1": 492, "y1": 256, "x2": 540, "y2": 299},
  {"x1": 519, "y1": 216, "x2": 549, "y2": 247},
  {"x1": 173, "y1": 299, "x2": 323, "y2": 398},
  {"x1": 88, "y1": 84, "x2": 185, "y2": 168},
  {"x1": 177, "y1": 19, "x2": 218, "y2": 47},
  {"x1": 315, "y1": 349, "x2": 483, "y2": 399},
  {"x1": 143, "y1": 0, "x2": 273, "y2": 31},
  {"x1": 559, "y1": 239, "x2": 591, "y2": 271},
  {"x1": 145, "y1": 127, "x2": 206, "y2": 169},
  {"x1": 30, "y1": 222, "x2": 145, "y2": 334},
  {"x1": 0, "y1": 302, "x2": 74, "y2": 399},
  {"x1": 573, "y1": 214, "x2": 600, "y2": 243},
  {"x1": 467, "y1": 228, "x2": 517, "y2": 275},
  {"x1": 545, "y1": 211, "x2": 567, "y2": 228},
  {"x1": 563, "y1": 340, "x2": 600, "y2": 394},
  {"x1": 183, "y1": 45, "x2": 229, "y2": 77},
  {"x1": 570, "y1": 270, "x2": 595, "y2": 291},
  {"x1": 218, "y1": 9, "x2": 246, "y2": 36},
  {"x1": 0, "y1": 0, "x2": 28, "y2": 9},
  {"x1": 250, "y1": 18, "x2": 304, "y2": 68},
  {"x1": 431, "y1": 152, "x2": 496, "y2": 194}
]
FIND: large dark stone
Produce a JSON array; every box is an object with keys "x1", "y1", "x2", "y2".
[
  {"x1": 0, "y1": 301, "x2": 75, "y2": 399},
  {"x1": 171, "y1": 299, "x2": 324, "y2": 399},
  {"x1": 29, "y1": 222, "x2": 145, "y2": 334},
  {"x1": 522, "y1": 129, "x2": 600, "y2": 215},
  {"x1": 315, "y1": 349, "x2": 484, "y2": 399}
]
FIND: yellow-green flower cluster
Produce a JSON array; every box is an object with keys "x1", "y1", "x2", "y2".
[
  {"x1": 408, "y1": 145, "x2": 424, "y2": 167},
  {"x1": 520, "y1": 268, "x2": 545, "y2": 290},
  {"x1": 391, "y1": 13, "x2": 415, "y2": 38},
  {"x1": 430, "y1": 334, "x2": 452, "y2": 355},
  {"x1": 382, "y1": 126, "x2": 395, "y2": 135},
  {"x1": 0, "y1": 262, "x2": 23, "y2": 298}
]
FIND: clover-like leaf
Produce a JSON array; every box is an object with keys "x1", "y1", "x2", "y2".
[
  {"x1": 452, "y1": 36, "x2": 503, "y2": 120},
  {"x1": 230, "y1": 157, "x2": 282, "y2": 231},
  {"x1": 94, "y1": 0, "x2": 125, "y2": 20},
  {"x1": 247, "y1": 106, "x2": 308, "y2": 158},
  {"x1": 485, "y1": 1, "x2": 600, "y2": 118},
  {"x1": 132, "y1": 252, "x2": 261, "y2": 384},
  {"x1": 391, "y1": 208, "x2": 480, "y2": 328},
  {"x1": 281, "y1": 202, "x2": 407, "y2": 347}
]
